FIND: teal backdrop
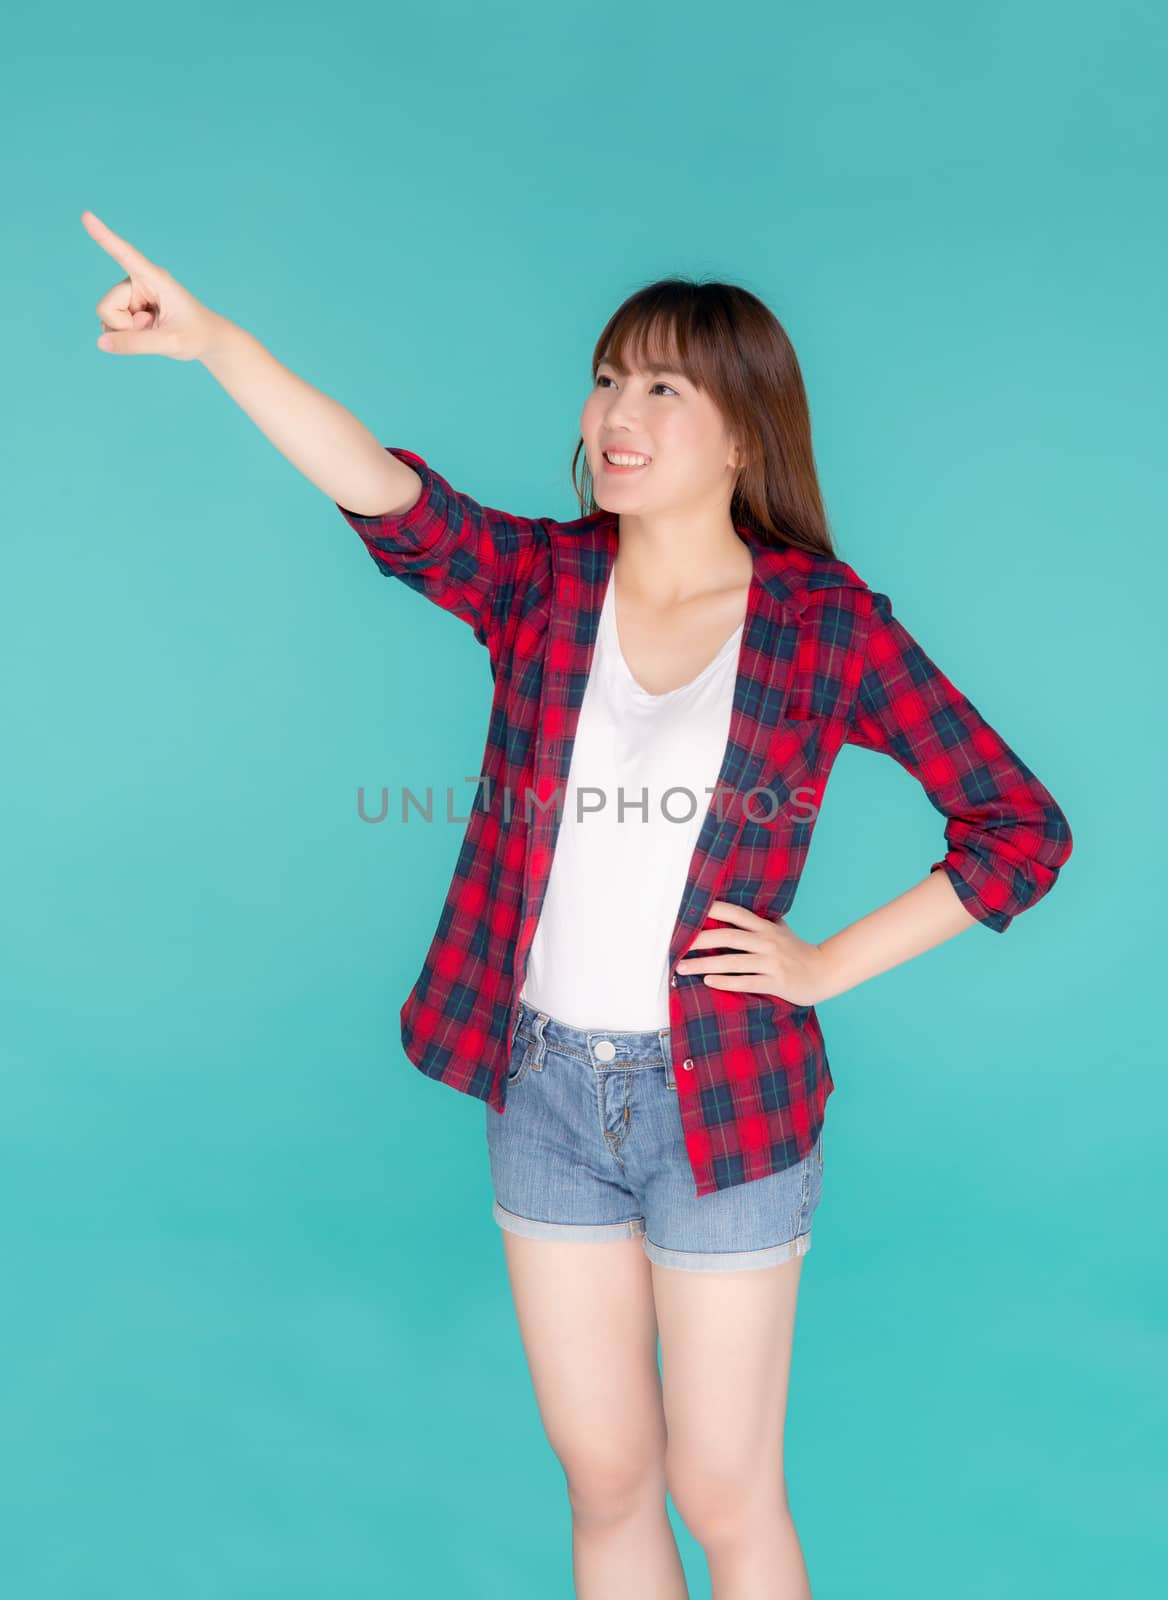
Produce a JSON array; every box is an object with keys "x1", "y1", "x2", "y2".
[{"x1": 2, "y1": 0, "x2": 1163, "y2": 1594}]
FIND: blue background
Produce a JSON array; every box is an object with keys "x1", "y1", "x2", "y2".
[{"x1": 2, "y1": 0, "x2": 1163, "y2": 1593}]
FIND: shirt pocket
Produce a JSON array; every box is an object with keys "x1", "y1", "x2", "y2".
[{"x1": 749, "y1": 713, "x2": 838, "y2": 827}]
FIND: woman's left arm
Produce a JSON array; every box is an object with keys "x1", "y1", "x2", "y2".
[
  {"x1": 844, "y1": 587, "x2": 1074, "y2": 928},
  {"x1": 813, "y1": 585, "x2": 1075, "y2": 997},
  {"x1": 811, "y1": 865, "x2": 986, "y2": 1001},
  {"x1": 678, "y1": 587, "x2": 1073, "y2": 1004},
  {"x1": 681, "y1": 872, "x2": 985, "y2": 1004}
]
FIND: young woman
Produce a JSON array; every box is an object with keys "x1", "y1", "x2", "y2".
[{"x1": 84, "y1": 210, "x2": 1073, "y2": 1600}]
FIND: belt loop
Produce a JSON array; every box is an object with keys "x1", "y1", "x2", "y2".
[
  {"x1": 530, "y1": 1010, "x2": 549, "y2": 1072},
  {"x1": 658, "y1": 1027, "x2": 670, "y2": 1071}
]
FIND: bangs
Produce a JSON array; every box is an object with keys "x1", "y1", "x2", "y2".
[{"x1": 595, "y1": 300, "x2": 721, "y2": 392}]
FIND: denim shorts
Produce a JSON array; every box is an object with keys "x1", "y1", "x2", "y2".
[{"x1": 485, "y1": 998, "x2": 824, "y2": 1272}]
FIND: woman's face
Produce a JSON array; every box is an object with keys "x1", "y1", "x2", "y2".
[{"x1": 579, "y1": 352, "x2": 743, "y2": 516}]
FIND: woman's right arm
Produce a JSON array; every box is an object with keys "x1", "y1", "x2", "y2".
[
  {"x1": 83, "y1": 210, "x2": 546, "y2": 653},
  {"x1": 201, "y1": 319, "x2": 545, "y2": 653},
  {"x1": 200, "y1": 318, "x2": 421, "y2": 515}
]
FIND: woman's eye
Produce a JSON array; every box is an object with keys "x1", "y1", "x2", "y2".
[{"x1": 594, "y1": 374, "x2": 676, "y2": 396}]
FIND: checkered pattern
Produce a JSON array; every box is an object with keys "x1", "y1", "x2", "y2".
[{"x1": 338, "y1": 447, "x2": 1073, "y2": 1197}]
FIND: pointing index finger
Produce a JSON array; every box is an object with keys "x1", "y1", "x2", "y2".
[{"x1": 80, "y1": 210, "x2": 155, "y2": 278}]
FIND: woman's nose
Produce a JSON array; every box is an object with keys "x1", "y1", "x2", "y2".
[{"x1": 604, "y1": 397, "x2": 642, "y2": 428}]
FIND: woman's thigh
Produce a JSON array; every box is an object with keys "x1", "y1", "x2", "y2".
[
  {"x1": 652, "y1": 1252, "x2": 805, "y2": 1514},
  {"x1": 497, "y1": 1228, "x2": 668, "y2": 1495}
]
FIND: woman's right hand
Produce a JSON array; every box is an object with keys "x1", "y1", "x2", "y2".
[{"x1": 82, "y1": 210, "x2": 224, "y2": 362}]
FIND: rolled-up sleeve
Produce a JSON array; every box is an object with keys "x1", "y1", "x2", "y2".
[
  {"x1": 845, "y1": 589, "x2": 1073, "y2": 932},
  {"x1": 336, "y1": 446, "x2": 544, "y2": 659}
]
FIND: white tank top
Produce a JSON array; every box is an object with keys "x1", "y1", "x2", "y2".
[{"x1": 519, "y1": 567, "x2": 744, "y2": 1030}]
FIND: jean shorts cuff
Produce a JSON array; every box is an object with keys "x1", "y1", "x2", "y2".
[
  {"x1": 492, "y1": 1198, "x2": 648, "y2": 1244},
  {"x1": 642, "y1": 1230, "x2": 813, "y2": 1273}
]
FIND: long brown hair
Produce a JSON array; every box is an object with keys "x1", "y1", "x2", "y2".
[{"x1": 570, "y1": 277, "x2": 837, "y2": 558}]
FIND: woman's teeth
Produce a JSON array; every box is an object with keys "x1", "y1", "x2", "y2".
[{"x1": 603, "y1": 452, "x2": 651, "y2": 469}]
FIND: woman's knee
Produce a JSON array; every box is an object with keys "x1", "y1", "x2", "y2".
[
  {"x1": 665, "y1": 1450, "x2": 788, "y2": 1544},
  {"x1": 563, "y1": 1443, "x2": 668, "y2": 1527}
]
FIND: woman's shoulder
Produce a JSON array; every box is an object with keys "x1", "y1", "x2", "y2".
[{"x1": 751, "y1": 538, "x2": 881, "y2": 618}]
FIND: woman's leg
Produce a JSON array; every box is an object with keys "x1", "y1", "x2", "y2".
[
  {"x1": 498, "y1": 1228, "x2": 690, "y2": 1600},
  {"x1": 653, "y1": 1253, "x2": 811, "y2": 1600}
]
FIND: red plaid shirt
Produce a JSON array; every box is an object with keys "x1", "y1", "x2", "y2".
[{"x1": 338, "y1": 446, "x2": 1073, "y2": 1198}]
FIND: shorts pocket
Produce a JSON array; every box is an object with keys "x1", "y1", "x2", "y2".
[{"x1": 506, "y1": 1035, "x2": 535, "y2": 1088}]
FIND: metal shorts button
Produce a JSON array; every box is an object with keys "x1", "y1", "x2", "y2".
[{"x1": 594, "y1": 1039, "x2": 616, "y2": 1061}]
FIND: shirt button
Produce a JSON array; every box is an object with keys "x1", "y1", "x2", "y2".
[
  {"x1": 594, "y1": 1039, "x2": 616, "y2": 1061},
  {"x1": 682, "y1": 1058, "x2": 694, "y2": 1071},
  {"x1": 670, "y1": 974, "x2": 678, "y2": 987}
]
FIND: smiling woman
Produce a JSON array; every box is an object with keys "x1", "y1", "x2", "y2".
[
  {"x1": 329, "y1": 279, "x2": 1070, "y2": 1595},
  {"x1": 86, "y1": 201, "x2": 1073, "y2": 1596}
]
